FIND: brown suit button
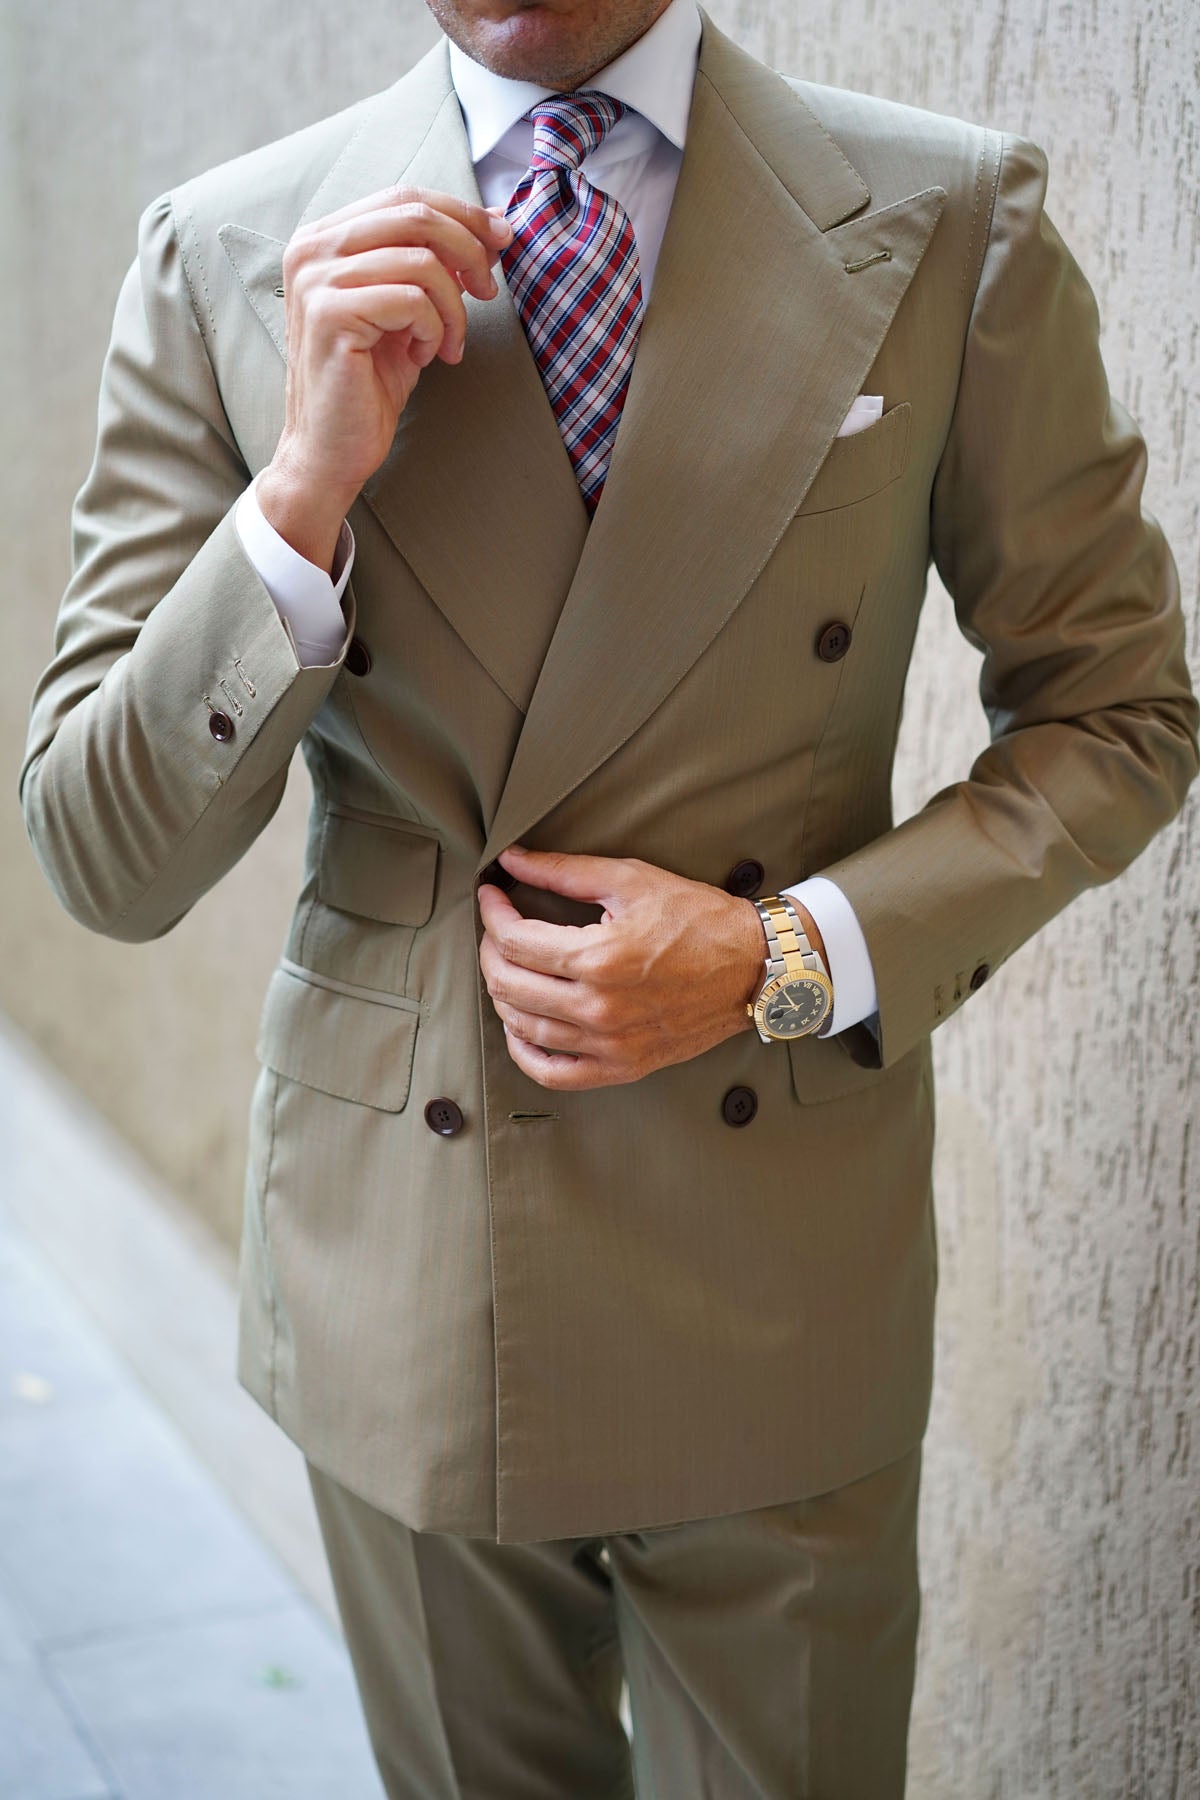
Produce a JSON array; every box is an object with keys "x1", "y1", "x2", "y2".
[
  {"x1": 478, "y1": 860, "x2": 518, "y2": 894},
  {"x1": 345, "y1": 637, "x2": 372, "y2": 678},
  {"x1": 208, "y1": 710, "x2": 234, "y2": 742},
  {"x1": 424, "y1": 1097, "x2": 464, "y2": 1137},
  {"x1": 722, "y1": 1086, "x2": 758, "y2": 1128},
  {"x1": 816, "y1": 621, "x2": 852, "y2": 663},
  {"x1": 724, "y1": 859, "x2": 765, "y2": 898},
  {"x1": 969, "y1": 962, "x2": 990, "y2": 992}
]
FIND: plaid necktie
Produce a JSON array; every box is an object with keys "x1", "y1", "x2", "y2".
[{"x1": 501, "y1": 92, "x2": 645, "y2": 515}]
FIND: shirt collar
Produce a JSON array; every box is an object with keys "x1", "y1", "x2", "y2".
[{"x1": 447, "y1": 0, "x2": 702, "y2": 163}]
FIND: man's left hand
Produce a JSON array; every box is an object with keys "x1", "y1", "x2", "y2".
[{"x1": 477, "y1": 844, "x2": 769, "y2": 1091}]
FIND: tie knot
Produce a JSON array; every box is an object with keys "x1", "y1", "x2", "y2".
[{"x1": 526, "y1": 91, "x2": 627, "y2": 172}]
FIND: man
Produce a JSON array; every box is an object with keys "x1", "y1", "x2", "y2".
[{"x1": 20, "y1": 0, "x2": 1197, "y2": 1791}]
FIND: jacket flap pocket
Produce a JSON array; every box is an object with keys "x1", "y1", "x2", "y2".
[
  {"x1": 786, "y1": 1024, "x2": 917, "y2": 1105},
  {"x1": 796, "y1": 401, "x2": 911, "y2": 517},
  {"x1": 317, "y1": 810, "x2": 439, "y2": 926},
  {"x1": 255, "y1": 965, "x2": 419, "y2": 1111}
]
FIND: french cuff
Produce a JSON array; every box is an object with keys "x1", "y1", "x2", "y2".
[
  {"x1": 235, "y1": 473, "x2": 355, "y2": 668},
  {"x1": 781, "y1": 874, "x2": 880, "y2": 1038}
]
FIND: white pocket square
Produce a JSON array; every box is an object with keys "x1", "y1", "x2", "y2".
[{"x1": 836, "y1": 395, "x2": 884, "y2": 438}]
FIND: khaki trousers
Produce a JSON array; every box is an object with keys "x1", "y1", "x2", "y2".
[{"x1": 306, "y1": 1442, "x2": 922, "y2": 1800}]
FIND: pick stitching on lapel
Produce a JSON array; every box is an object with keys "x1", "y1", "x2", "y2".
[{"x1": 217, "y1": 223, "x2": 288, "y2": 358}]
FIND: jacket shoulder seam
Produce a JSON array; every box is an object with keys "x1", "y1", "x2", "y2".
[
  {"x1": 169, "y1": 191, "x2": 218, "y2": 347},
  {"x1": 961, "y1": 127, "x2": 1004, "y2": 304}
]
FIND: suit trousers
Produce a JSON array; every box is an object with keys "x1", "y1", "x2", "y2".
[{"x1": 306, "y1": 1442, "x2": 922, "y2": 1800}]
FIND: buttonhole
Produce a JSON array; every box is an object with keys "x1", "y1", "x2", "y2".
[
  {"x1": 508, "y1": 1110, "x2": 559, "y2": 1123},
  {"x1": 844, "y1": 249, "x2": 892, "y2": 274},
  {"x1": 273, "y1": 284, "x2": 285, "y2": 298}
]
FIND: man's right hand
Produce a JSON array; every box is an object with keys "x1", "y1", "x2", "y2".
[{"x1": 255, "y1": 187, "x2": 513, "y2": 573}]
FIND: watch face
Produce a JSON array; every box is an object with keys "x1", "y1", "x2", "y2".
[{"x1": 759, "y1": 975, "x2": 831, "y2": 1038}]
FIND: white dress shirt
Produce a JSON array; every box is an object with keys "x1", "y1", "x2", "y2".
[{"x1": 234, "y1": 0, "x2": 880, "y2": 1037}]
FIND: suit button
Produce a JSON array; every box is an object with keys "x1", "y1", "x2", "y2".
[
  {"x1": 345, "y1": 636, "x2": 372, "y2": 678},
  {"x1": 724, "y1": 859, "x2": 765, "y2": 898},
  {"x1": 424, "y1": 1097, "x2": 465, "y2": 1137},
  {"x1": 816, "y1": 621, "x2": 852, "y2": 663},
  {"x1": 478, "y1": 860, "x2": 518, "y2": 894},
  {"x1": 722, "y1": 1086, "x2": 758, "y2": 1128},
  {"x1": 969, "y1": 962, "x2": 990, "y2": 992},
  {"x1": 208, "y1": 710, "x2": 234, "y2": 742}
]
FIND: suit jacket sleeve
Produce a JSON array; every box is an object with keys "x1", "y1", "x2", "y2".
[
  {"x1": 817, "y1": 134, "x2": 1199, "y2": 1070},
  {"x1": 19, "y1": 192, "x2": 354, "y2": 943}
]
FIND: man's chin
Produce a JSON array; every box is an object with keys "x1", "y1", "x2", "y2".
[{"x1": 454, "y1": 9, "x2": 602, "y2": 88}]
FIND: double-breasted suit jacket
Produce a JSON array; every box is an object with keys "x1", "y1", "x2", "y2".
[{"x1": 22, "y1": 13, "x2": 1198, "y2": 1542}]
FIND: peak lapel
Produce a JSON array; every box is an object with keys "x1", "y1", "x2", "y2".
[
  {"x1": 481, "y1": 15, "x2": 945, "y2": 864},
  {"x1": 220, "y1": 40, "x2": 587, "y2": 715},
  {"x1": 217, "y1": 41, "x2": 464, "y2": 389},
  {"x1": 358, "y1": 68, "x2": 589, "y2": 715}
]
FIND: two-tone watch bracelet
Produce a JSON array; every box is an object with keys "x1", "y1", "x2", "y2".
[{"x1": 754, "y1": 894, "x2": 827, "y2": 980}]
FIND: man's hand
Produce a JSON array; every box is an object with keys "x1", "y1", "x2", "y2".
[
  {"x1": 256, "y1": 187, "x2": 514, "y2": 572},
  {"x1": 478, "y1": 845, "x2": 772, "y2": 1091}
]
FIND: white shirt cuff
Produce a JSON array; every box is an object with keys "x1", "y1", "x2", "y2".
[
  {"x1": 235, "y1": 473, "x2": 355, "y2": 667},
  {"x1": 781, "y1": 875, "x2": 879, "y2": 1037}
]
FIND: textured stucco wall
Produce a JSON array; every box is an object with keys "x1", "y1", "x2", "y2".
[{"x1": 2, "y1": 0, "x2": 1196, "y2": 1791}]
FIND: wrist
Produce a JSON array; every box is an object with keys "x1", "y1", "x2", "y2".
[
  {"x1": 745, "y1": 893, "x2": 835, "y2": 1042},
  {"x1": 737, "y1": 898, "x2": 767, "y2": 1017},
  {"x1": 257, "y1": 450, "x2": 358, "y2": 575}
]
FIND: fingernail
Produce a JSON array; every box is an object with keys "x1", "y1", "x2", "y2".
[{"x1": 489, "y1": 214, "x2": 512, "y2": 241}]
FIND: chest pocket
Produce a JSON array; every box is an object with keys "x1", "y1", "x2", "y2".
[
  {"x1": 795, "y1": 400, "x2": 911, "y2": 516},
  {"x1": 316, "y1": 809, "x2": 439, "y2": 925}
]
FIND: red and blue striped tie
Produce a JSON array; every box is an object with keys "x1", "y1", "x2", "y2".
[{"x1": 501, "y1": 92, "x2": 644, "y2": 515}]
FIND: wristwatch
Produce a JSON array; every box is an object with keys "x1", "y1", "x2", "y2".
[{"x1": 747, "y1": 894, "x2": 834, "y2": 1042}]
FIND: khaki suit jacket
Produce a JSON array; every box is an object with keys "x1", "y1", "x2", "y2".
[{"x1": 22, "y1": 13, "x2": 1198, "y2": 1541}]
